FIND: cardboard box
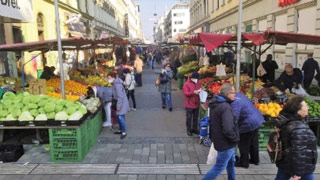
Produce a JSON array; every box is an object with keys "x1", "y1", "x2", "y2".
[
  {"x1": 39, "y1": 86, "x2": 46, "y2": 95},
  {"x1": 38, "y1": 79, "x2": 46, "y2": 86}
]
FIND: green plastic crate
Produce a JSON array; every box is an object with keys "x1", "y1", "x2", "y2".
[{"x1": 50, "y1": 150, "x2": 84, "y2": 162}]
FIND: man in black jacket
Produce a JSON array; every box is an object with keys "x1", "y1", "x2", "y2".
[
  {"x1": 275, "y1": 64, "x2": 303, "y2": 94},
  {"x1": 262, "y1": 54, "x2": 278, "y2": 83},
  {"x1": 202, "y1": 83, "x2": 239, "y2": 180},
  {"x1": 302, "y1": 53, "x2": 320, "y2": 89}
]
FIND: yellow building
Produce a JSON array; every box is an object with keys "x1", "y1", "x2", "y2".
[
  {"x1": 190, "y1": 0, "x2": 320, "y2": 72},
  {"x1": 2, "y1": 0, "x2": 94, "y2": 79}
]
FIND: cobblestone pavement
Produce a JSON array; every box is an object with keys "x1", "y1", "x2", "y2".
[{"x1": 2, "y1": 66, "x2": 320, "y2": 180}]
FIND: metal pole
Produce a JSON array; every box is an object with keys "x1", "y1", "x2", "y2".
[
  {"x1": 54, "y1": 0, "x2": 65, "y2": 99},
  {"x1": 236, "y1": 0, "x2": 243, "y2": 92}
]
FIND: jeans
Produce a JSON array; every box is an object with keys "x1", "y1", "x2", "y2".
[
  {"x1": 103, "y1": 102, "x2": 112, "y2": 126},
  {"x1": 117, "y1": 115, "x2": 126, "y2": 133},
  {"x1": 161, "y1": 93, "x2": 172, "y2": 108},
  {"x1": 275, "y1": 168, "x2": 314, "y2": 180},
  {"x1": 186, "y1": 108, "x2": 199, "y2": 133},
  {"x1": 202, "y1": 148, "x2": 236, "y2": 180},
  {"x1": 127, "y1": 89, "x2": 136, "y2": 109},
  {"x1": 238, "y1": 128, "x2": 259, "y2": 167}
]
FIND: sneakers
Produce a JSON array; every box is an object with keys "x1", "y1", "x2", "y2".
[
  {"x1": 187, "y1": 131, "x2": 193, "y2": 136},
  {"x1": 120, "y1": 133, "x2": 127, "y2": 140},
  {"x1": 131, "y1": 108, "x2": 136, "y2": 111},
  {"x1": 102, "y1": 123, "x2": 112, "y2": 127},
  {"x1": 235, "y1": 162, "x2": 249, "y2": 169},
  {"x1": 169, "y1": 107, "x2": 172, "y2": 112},
  {"x1": 162, "y1": 106, "x2": 166, "y2": 109},
  {"x1": 114, "y1": 131, "x2": 122, "y2": 135}
]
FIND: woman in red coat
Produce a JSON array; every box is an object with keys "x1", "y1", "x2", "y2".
[{"x1": 183, "y1": 72, "x2": 201, "y2": 136}]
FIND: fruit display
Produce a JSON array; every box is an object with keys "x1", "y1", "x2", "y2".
[
  {"x1": 0, "y1": 92, "x2": 88, "y2": 121},
  {"x1": 46, "y1": 78, "x2": 88, "y2": 97},
  {"x1": 46, "y1": 91, "x2": 80, "y2": 102},
  {"x1": 206, "y1": 80, "x2": 230, "y2": 95},
  {"x1": 177, "y1": 61, "x2": 199, "y2": 79},
  {"x1": 305, "y1": 98, "x2": 320, "y2": 117},
  {"x1": 307, "y1": 86, "x2": 320, "y2": 96},
  {"x1": 80, "y1": 97, "x2": 102, "y2": 113},
  {"x1": 199, "y1": 77, "x2": 214, "y2": 86},
  {"x1": 198, "y1": 66, "x2": 216, "y2": 78},
  {"x1": 257, "y1": 102, "x2": 283, "y2": 117},
  {"x1": 69, "y1": 70, "x2": 111, "y2": 87},
  {"x1": 180, "y1": 54, "x2": 197, "y2": 64}
]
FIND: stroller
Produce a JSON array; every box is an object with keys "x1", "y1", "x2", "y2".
[{"x1": 199, "y1": 116, "x2": 212, "y2": 147}]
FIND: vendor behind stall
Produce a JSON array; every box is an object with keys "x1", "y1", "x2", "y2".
[
  {"x1": 40, "y1": 66, "x2": 55, "y2": 80},
  {"x1": 275, "y1": 64, "x2": 303, "y2": 94}
]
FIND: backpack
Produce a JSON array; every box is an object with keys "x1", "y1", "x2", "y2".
[{"x1": 267, "y1": 124, "x2": 290, "y2": 163}]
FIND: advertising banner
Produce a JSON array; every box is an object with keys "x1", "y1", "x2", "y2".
[{"x1": 0, "y1": 0, "x2": 33, "y2": 22}]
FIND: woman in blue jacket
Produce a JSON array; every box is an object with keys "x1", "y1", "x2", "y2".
[{"x1": 231, "y1": 92, "x2": 264, "y2": 168}]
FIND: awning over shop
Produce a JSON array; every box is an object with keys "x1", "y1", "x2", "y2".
[
  {"x1": 0, "y1": 36, "x2": 129, "y2": 52},
  {"x1": 188, "y1": 30, "x2": 320, "y2": 51}
]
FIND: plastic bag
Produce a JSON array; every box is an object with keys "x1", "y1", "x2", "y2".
[
  {"x1": 216, "y1": 63, "x2": 226, "y2": 76},
  {"x1": 206, "y1": 143, "x2": 217, "y2": 165},
  {"x1": 257, "y1": 63, "x2": 267, "y2": 76},
  {"x1": 199, "y1": 90, "x2": 208, "y2": 103},
  {"x1": 291, "y1": 87, "x2": 309, "y2": 97}
]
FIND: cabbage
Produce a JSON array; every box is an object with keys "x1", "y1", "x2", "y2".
[
  {"x1": 12, "y1": 109, "x2": 21, "y2": 118},
  {"x1": 23, "y1": 92, "x2": 30, "y2": 96},
  {"x1": 22, "y1": 96, "x2": 31, "y2": 105},
  {"x1": 38, "y1": 100, "x2": 47, "y2": 107},
  {"x1": 66, "y1": 107, "x2": 76, "y2": 115},
  {"x1": 38, "y1": 108, "x2": 45, "y2": 114},
  {"x1": 6, "y1": 114, "x2": 16, "y2": 121},
  {"x1": 18, "y1": 111, "x2": 34, "y2": 121},
  {"x1": 2, "y1": 99, "x2": 13, "y2": 106},
  {"x1": 0, "y1": 104, "x2": 3, "y2": 110},
  {"x1": 30, "y1": 109, "x2": 39, "y2": 117},
  {"x1": 3, "y1": 92, "x2": 15, "y2": 100},
  {"x1": 35, "y1": 114, "x2": 48, "y2": 121},
  {"x1": 28, "y1": 103, "x2": 38, "y2": 109},
  {"x1": 44, "y1": 102, "x2": 56, "y2": 113},
  {"x1": 55, "y1": 111, "x2": 69, "y2": 121},
  {"x1": 56, "y1": 99, "x2": 66, "y2": 106},
  {"x1": 31, "y1": 96, "x2": 41, "y2": 103},
  {"x1": 22, "y1": 106, "x2": 29, "y2": 112},
  {"x1": 46, "y1": 112, "x2": 56, "y2": 120},
  {"x1": 0, "y1": 110, "x2": 9, "y2": 118},
  {"x1": 68, "y1": 111, "x2": 83, "y2": 121},
  {"x1": 13, "y1": 103, "x2": 23, "y2": 109},
  {"x1": 55, "y1": 105, "x2": 64, "y2": 113},
  {"x1": 79, "y1": 106, "x2": 87, "y2": 115}
]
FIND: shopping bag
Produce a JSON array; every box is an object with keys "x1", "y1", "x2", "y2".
[
  {"x1": 216, "y1": 63, "x2": 226, "y2": 76},
  {"x1": 257, "y1": 63, "x2": 267, "y2": 77},
  {"x1": 199, "y1": 90, "x2": 208, "y2": 103},
  {"x1": 206, "y1": 143, "x2": 217, "y2": 165},
  {"x1": 291, "y1": 87, "x2": 309, "y2": 97}
]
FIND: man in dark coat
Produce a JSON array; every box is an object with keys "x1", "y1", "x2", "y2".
[
  {"x1": 232, "y1": 93, "x2": 264, "y2": 168},
  {"x1": 202, "y1": 84, "x2": 239, "y2": 180},
  {"x1": 262, "y1": 54, "x2": 278, "y2": 83},
  {"x1": 275, "y1": 64, "x2": 303, "y2": 94},
  {"x1": 302, "y1": 53, "x2": 320, "y2": 89}
]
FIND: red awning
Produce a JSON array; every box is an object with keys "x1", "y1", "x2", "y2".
[
  {"x1": 0, "y1": 36, "x2": 129, "y2": 52},
  {"x1": 199, "y1": 33, "x2": 234, "y2": 52}
]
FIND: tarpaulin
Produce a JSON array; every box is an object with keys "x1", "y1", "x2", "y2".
[
  {"x1": 199, "y1": 33, "x2": 234, "y2": 52},
  {"x1": 242, "y1": 33, "x2": 266, "y2": 46}
]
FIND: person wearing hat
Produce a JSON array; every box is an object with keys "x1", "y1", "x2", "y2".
[
  {"x1": 183, "y1": 72, "x2": 201, "y2": 136},
  {"x1": 158, "y1": 63, "x2": 174, "y2": 111}
]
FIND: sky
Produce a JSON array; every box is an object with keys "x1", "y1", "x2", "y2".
[{"x1": 134, "y1": 0, "x2": 179, "y2": 43}]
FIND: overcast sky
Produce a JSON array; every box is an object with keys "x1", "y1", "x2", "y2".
[{"x1": 135, "y1": 0, "x2": 178, "y2": 42}]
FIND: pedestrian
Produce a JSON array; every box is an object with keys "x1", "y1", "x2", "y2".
[
  {"x1": 275, "y1": 64, "x2": 303, "y2": 94},
  {"x1": 232, "y1": 92, "x2": 264, "y2": 168},
  {"x1": 94, "y1": 85, "x2": 113, "y2": 127},
  {"x1": 123, "y1": 68, "x2": 136, "y2": 111},
  {"x1": 107, "y1": 72, "x2": 130, "y2": 139},
  {"x1": 202, "y1": 83, "x2": 239, "y2": 180},
  {"x1": 262, "y1": 54, "x2": 278, "y2": 83},
  {"x1": 183, "y1": 72, "x2": 201, "y2": 136},
  {"x1": 159, "y1": 63, "x2": 173, "y2": 111},
  {"x1": 274, "y1": 95, "x2": 317, "y2": 180},
  {"x1": 302, "y1": 53, "x2": 320, "y2": 89},
  {"x1": 134, "y1": 54, "x2": 144, "y2": 87}
]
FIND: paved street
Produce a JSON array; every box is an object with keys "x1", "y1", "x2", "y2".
[{"x1": 1, "y1": 66, "x2": 319, "y2": 180}]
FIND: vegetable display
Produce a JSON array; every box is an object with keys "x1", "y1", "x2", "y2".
[
  {"x1": 176, "y1": 61, "x2": 199, "y2": 79},
  {"x1": 305, "y1": 98, "x2": 320, "y2": 117},
  {"x1": 81, "y1": 98, "x2": 101, "y2": 113},
  {"x1": 0, "y1": 92, "x2": 88, "y2": 122}
]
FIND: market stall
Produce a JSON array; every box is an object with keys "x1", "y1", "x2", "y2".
[
  {"x1": 182, "y1": 30, "x2": 320, "y2": 149},
  {"x1": 0, "y1": 36, "x2": 128, "y2": 162}
]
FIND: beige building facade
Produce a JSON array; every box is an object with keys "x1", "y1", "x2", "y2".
[{"x1": 190, "y1": 0, "x2": 320, "y2": 71}]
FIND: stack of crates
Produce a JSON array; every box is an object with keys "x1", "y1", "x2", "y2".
[
  {"x1": 258, "y1": 121, "x2": 275, "y2": 151},
  {"x1": 49, "y1": 122, "x2": 88, "y2": 162}
]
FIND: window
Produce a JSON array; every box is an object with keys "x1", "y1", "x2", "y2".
[
  {"x1": 245, "y1": 24, "x2": 252, "y2": 32},
  {"x1": 222, "y1": 0, "x2": 225, "y2": 6},
  {"x1": 174, "y1": 29, "x2": 177, "y2": 32},
  {"x1": 173, "y1": 13, "x2": 185, "y2": 17},
  {"x1": 175, "y1": 21, "x2": 183, "y2": 25},
  {"x1": 216, "y1": 0, "x2": 219, "y2": 10},
  {"x1": 212, "y1": 0, "x2": 214, "y2": 12}
]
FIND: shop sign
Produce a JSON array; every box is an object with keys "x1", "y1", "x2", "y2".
[
  {"x1": 278, "y1": 0, "x2": 299, "y2": 7},
  {"x1": 0, "y1": 0, "x2": 33, "y2": 22}
]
